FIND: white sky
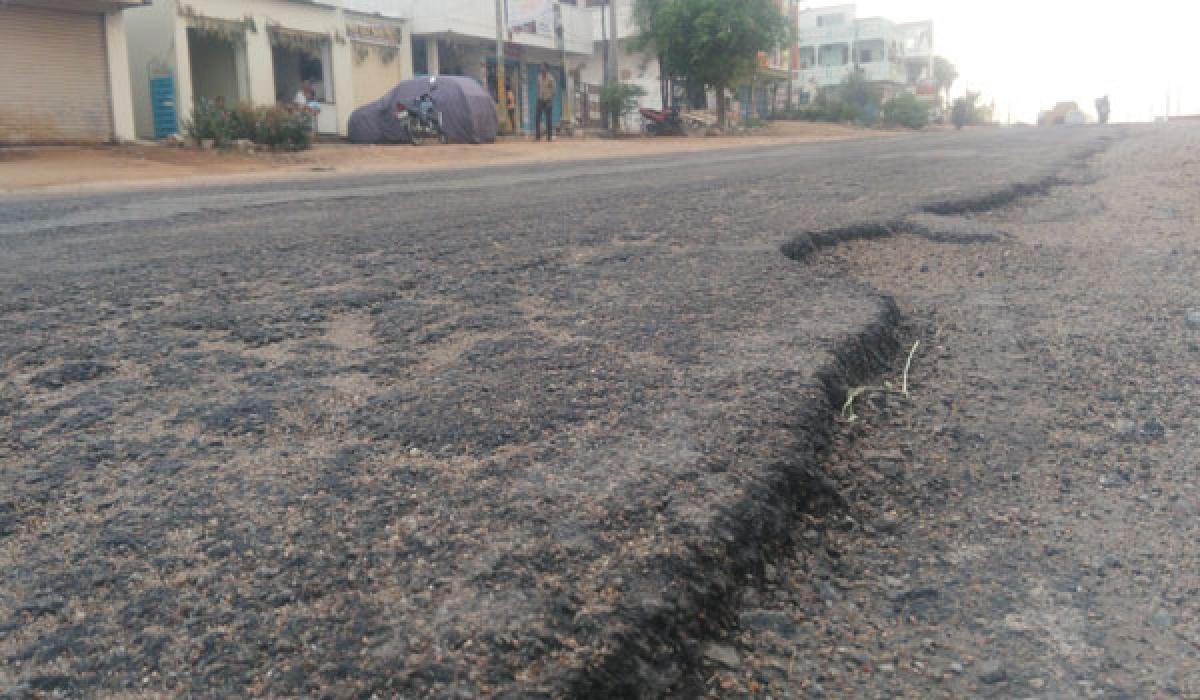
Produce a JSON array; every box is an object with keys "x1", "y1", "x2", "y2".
[{"x1": 843, "y1": 0, "x2": 1199, "y2": 123}]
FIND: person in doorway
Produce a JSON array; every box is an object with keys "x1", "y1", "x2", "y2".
[
  {"x1": 536, "y1": 64, "x2": 556, "y2": 142},
  {"x1": 294, "y1": 80, "x2": 321, "y2": 134},
  {"x1": 506, "y1": 85, "x2": 517, "y2": 134}
]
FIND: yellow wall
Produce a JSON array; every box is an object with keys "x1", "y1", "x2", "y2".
[{"x1": 351, "y1": 45, "x2": 405, "y2": 108}]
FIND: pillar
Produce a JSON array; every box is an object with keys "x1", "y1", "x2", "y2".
[
  {"x1": 172, "y1": 18, "x2": 195, "y2": 126},
  {"x1": 105, "y1": 12, "x2": 137, "y2": 142},
  {"x1": 426, "y1": 40, "x2": 440, "y2": 76},
  {"x1": 244, "y1": 18, "x2": 276, "y2": 106}
]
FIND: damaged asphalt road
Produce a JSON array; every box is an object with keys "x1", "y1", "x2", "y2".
[
  {"x1": 714, "y1": 123, "x2": 1200, "y2": 699},
  {"x1": 0, "y1": 128, "x2": 1109, "y2": 698}
]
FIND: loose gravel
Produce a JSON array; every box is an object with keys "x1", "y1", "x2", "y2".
[{"x1": 710, "y1": 124, "x2": 1200, "y2": 699}]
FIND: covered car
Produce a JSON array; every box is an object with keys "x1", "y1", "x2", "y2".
[{"x1": 348, "y1": 76, "x2": 499, "y2": 145}]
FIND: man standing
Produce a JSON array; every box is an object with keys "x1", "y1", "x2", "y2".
[
  {"x1": 506, "y1": 84, "x2": 517, "y2": 134},
  {"x1": 536, "y1": 64, "x2": 557, "y2": 142}
]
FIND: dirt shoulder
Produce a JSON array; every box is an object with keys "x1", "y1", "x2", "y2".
[{"x1": 0, "y1": 121, "x2": 879, "y2": 195}]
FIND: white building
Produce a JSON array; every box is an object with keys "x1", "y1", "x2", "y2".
[
  {"x1": 124, "y1": 0, "x2": 412, "y2": 139},
  {"x1": 795, "y1": 4, "x2": 934, "y2": 105},
  {"x1": 0, "y1": 0, "x2": 143, "y2": 145}
]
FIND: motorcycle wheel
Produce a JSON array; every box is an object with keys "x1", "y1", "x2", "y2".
[
  {"x1": 409, "y1": 117, "x2": 424, "y2": 146},
  {"x1": 643, "y1": 122, "x2": 659, "y2": 137}
]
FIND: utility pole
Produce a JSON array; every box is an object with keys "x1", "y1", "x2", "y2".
[
  {"x1": 556, "y1": 2, "x2": 572, "y2": 128},
  {"x1": 495, "y1": 0, "x2": 509, "y2": 132},
  {"x1": 786, "y1": 0, "x2": 797, "y2": 110},
  {"x1": 608, "y1": 0, "x2": 620, "y2": 85}
]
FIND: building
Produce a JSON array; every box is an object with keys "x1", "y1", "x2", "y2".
[
  {"x1": 343, "y1": 1, "x2": 414, "y2": 110},
  {"x1": 123, "y1": 0, "x2": 411, "y2": 140},
  {"x1": 407, "y1": 0, "x2": 594, "y2": 134},
  {"x1": 0, "y1": 0, "x2": 143, "y2": 145},
  {"x1": 795, "y1": 4, "x2": 934, "y2": 106},
  {"x1": 740, "y1": 0, "x2": 794, "y2": 119}
]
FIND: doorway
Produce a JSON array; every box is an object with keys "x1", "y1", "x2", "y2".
[{"x1": 188, "y1": 28, "x2": 247, "y2": 107}]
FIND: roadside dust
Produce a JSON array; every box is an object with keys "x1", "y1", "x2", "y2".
[{"x1": 0, "y1": 122, "x2": 878, "y2": 194}]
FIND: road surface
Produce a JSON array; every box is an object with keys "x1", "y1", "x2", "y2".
[{"x1": 7, "y1": 125, "x2": 1181, "y2": 699}]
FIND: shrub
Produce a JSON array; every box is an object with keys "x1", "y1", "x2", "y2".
[
  {"x1": 181, "y1": 100, "x2": 312, "y2": 151},
  {"x1": 182, "y1": 98, "x2": 235, "y2": 146},
  {"x1": 882, "y1": 93, "x2": 929, "y2": 129},
  {"x1": 599, "y1": 82, "x2": 647, "y2": 133},
  {"x1": 226, "y1": 103, "x2": 261, "y2": 141},
  {"x1": 255, "y1": 106, "x2": 313, "y2": 151}
]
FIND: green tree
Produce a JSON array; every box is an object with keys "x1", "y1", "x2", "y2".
[
  {"x1": 933, "y1": 56, "x2": 958, "y2": 106},
  {"x1": 631, "y1": 0, "x2": 673, "y2": 109},
  {"x1": 951, "y1": 90, "x2": 987, "y2": 129},
  {"x1": 882, "y1": 92, "x2": 929, "y2": 129},
  {"x1": 634, "y1": 0, "x2": 792, "y2": 128},
  {"x1": 838, "y1": 68, "x2": 884, "y2": 125}
]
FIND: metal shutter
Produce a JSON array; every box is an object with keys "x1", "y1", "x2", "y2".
[{"x1": 0, "y1": 5, "x2": 113, "y2": 144}]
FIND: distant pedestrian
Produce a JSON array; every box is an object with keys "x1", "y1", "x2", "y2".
[
  {"x1": 506, "y1": 86, "x2": 517, "y2": 133},
  {"x1": 536, "y1": 64, "x2": 556, "y2": 142},
  {"x1": 1095, "y1": 95, "x2": 1111, "y2": 125}
]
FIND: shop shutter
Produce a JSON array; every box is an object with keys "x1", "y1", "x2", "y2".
[{"x1": 0, "y1": 5, "x2": 113, "y2": 144}]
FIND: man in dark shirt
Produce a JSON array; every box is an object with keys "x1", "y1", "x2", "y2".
[{"x1": 536, "y1": 64, "x2": 556, "y2": 142}]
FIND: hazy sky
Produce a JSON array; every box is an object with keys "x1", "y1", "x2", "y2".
[{"x1": 846, "y1": 0, "x2": 1198, "y2": 123}]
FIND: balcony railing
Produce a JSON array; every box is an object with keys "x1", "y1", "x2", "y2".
[
  {"x1": 797, "y1": 62, "x2": 906, "y2": 87},
  {"x1": 408, "y1": 0, "x2": 593, "y2": 54}
]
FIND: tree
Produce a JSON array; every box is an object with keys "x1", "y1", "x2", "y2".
[
  {"x1": 951, "y1": 91, "x2": 988, "y2": 129},
  {"x1": 631, "y1": 0, "x2": 673, "y2": 109},
  {"x1": 838, "y1": 69, "x2": 883, "y2": 125},
  {"x1": 882, "y1": 92, "x2": 929, "y2": 129},
  {"x1": 634, "y1": 0, "x2": 792, "y2": 128},
  {"x1": 933, "y1": 56, "x2": 958, "y2": 106}
]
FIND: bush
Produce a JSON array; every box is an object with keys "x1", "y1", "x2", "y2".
[
  {"x1": 181, "y1": 100, "x2": 312, "y2": 151},
  {"x1": 226, "y1": 103, "x2": 261, "y2": 141},
  {"x1": 599, "y1": 82, "x2": 647, "y2": 132},
  {"x1": 255, "y1": 106, "x2": 313, "y2": 151},
  {"x1": 882, "y1": 93, "x2": 929, "y2": 129},
  {"x1": 792, "y1": 101, "x2": 861, "y2": 124},
  {"x1": 182, "y1": 98, "x2": 235, "y2": 146}
]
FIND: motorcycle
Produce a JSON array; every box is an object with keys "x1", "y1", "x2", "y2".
[
  {"x1": 639, "y1": 106, "x2": 688, "y2": 137},
  {"x1": 397, "y1": 78, "x2": 447, "y2": 145}
]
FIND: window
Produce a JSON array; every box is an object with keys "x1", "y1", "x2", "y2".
[
  {"x1": 853, "y1": 40, "x2": 885, "y2": 64},
  {"x1": 818, "y1": 43, "x2": 849, "y2": 67},
  {"x1": 797, "y1": 46, "x2": 815, "y2": 69},
  {"x1": 817, "y1": 13, "x2": 844, "y2": 28}
]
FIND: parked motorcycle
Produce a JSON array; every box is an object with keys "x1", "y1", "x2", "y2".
[
  {"x1": 397, "y1": 78, "x2": 447, "y2": 145},
  {"x1": 639, "y1": 106, "x2": 688, "y2": 137}
]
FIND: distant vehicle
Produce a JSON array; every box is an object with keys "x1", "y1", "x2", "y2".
[
  {"x1": 639, "y1": 106, "x2": 688, "y2": 136},
  {"x1": 1038, "y1": 101, "x2": 1088, "y2": 127}
]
